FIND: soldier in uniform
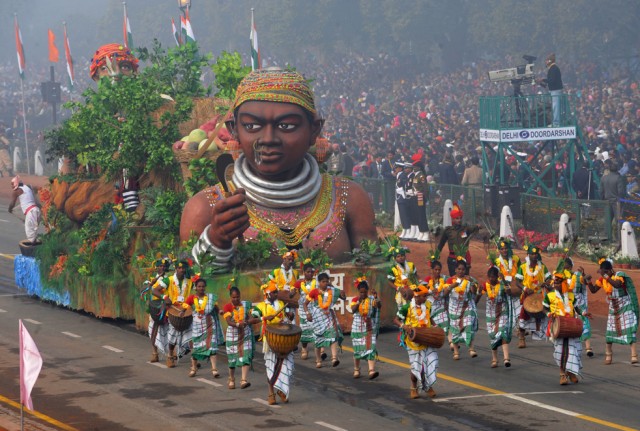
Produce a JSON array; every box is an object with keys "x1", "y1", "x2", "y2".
[
  {"x1": 396, "y1": 162, "x2": 412, "y2": 239},
  {"x1": 436, "y1": 204, "x2": 481, "y2": 276},
  {"x1": 411, "y1": 156, "x2": 430, "y2": 242}
]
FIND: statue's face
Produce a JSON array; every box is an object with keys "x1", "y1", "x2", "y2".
[
  {"x1": 93, "y1": 57, "x2": 135, "y2": 81},
  {"x1": 234, "y1": 101, "x2": 322, "y2": 180}
]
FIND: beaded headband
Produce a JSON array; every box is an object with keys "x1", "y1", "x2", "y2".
[{"x1": 232, "y1": 68, "x2": 316, "y2": 115}]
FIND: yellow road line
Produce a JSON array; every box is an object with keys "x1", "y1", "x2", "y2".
[
  {"x1": 0, "y1": 395, "x2": 79, "y2": 431},
  {"x1": 342, "y1": 346, "x2": 638, "y2": 431},
  {"x1": 0, "y1": 254, "x2": 16, "y2": 261}
]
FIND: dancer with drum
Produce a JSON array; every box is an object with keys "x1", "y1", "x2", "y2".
[
  {"x1": 478, "y1": 266, "x2": 516, "y2": 368},
  {"x1": 563, "y1": 258, "x2": 594, "y2": 357},
  {"x1": 394, "y1": 284, "x2": 439, "y2": 399},
  {"x1": 183, "y1": 277, "x2": 223, "y2": 378},
  {"x1": 146, "y1": 258, "x2": 171, "y2": 363},
  {"x1": 251, "y1": 281, "x2": 296, "y2": 405},
  {"x1": 585, "y1": 259, "x2": 638, "y2": 365},
  {"x1": 223, "y1": 286, "x2": 261, "y2": 390},
  {"x1": 387, "y1": 246, "x2": 418, "y2": 311},
  {"x1": 295, "y1": 262, "x2": 318, "y2": 360},
  {"x1": 514, "y1": 245, "x2": 551, "y2": 349},
  {"x1": 424, "y1": 257, "x2": 450, "y2": 348},
  {"x1": 348, "y1": 277, "x2": 381, "y2": 380},
  {"x1": 444, "y1": 258, "x2": 480, "y2": 360},
  {"x1": 304, "y1": 272, "x2": 345, "y2": 368},
  {"x1": 544, "y1": 271, "x2": 584, "y2": 385},
  {"x1": 270, "y1": 251, "x2": 299, "y2": 292},
  {"x1": 155, "y1": 260, "x2": 194, "y2": 368},
  {"x1": 494, "y1": 238, "x2": 522, "y2": 331}
]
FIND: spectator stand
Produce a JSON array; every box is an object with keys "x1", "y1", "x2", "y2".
[{"x1": 479, "y1": 93, "x2": 597, "y2": 198}]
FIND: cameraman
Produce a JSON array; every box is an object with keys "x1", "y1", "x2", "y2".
[{"x1": 537, "y1": 53, "x2": 563, "y2": 126}]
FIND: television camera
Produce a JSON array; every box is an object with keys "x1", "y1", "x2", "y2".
[{"x1": 488, "y1": 55, "x2": 537, "y2": 97}]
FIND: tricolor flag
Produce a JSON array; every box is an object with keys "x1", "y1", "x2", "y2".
[
  {"x1": 19, "y1": 320, "x2": 43, "y2": 411},
  {"x1": 47, "y1": 29, "x2": 59, "y2": 63},
  {"x1": 123, "y1": 2, "x2": 133, "y2": 49},
  {"x1": 63, "y1": 23, "x2": 75, "y2": 89},
  {"x1": 184, "y1": 9, "x2": 196, "y2": 44},
  {"x1": 180, "y1": 16, "x2": 187, "y2": 43},
  {"x1": 14, "y1": 15, "x2": 26, "y2": 79},
  {"x1": 171, "y1": 18, "x2": 181, "y2": 46},
  {"x1": 250, "y1": 9, "x2": 260, "y2": 71}
]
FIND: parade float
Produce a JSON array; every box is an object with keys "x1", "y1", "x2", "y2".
[{"x1": 13, "y1": 42, "x2": 398, "y2": 332}]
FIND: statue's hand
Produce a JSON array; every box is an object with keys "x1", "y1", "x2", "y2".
[{"x1": 209, "y1": 189, "x2": 250, "y2": 249}]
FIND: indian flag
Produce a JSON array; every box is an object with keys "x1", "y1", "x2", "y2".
[
  {"x1": 14, "y1": 15, "x2": 26, "y2": 79},
  {"x1": 63, "y1": 23, "x2": 75, "y2": 89},
  {"x1": 250, "y1": 9, "x2": 260, "y2": 71},
  {"x1": 171, "y1": 18, "x2": 181, "y2": 46},
  {"x1": 123, "y1": 2, "x2": 133, "y2": 49},
  {"x1": 184, "y1": 9, "x2": 196, "y2": 43}
]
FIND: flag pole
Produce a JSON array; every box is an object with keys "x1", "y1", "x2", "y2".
[{"x1": 19, "y1": 75, "x2": 30, "y2": 175}]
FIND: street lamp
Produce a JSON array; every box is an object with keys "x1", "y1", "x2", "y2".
[{"x1": 178, "y1": 0, "x2": 191, "y2": 16}]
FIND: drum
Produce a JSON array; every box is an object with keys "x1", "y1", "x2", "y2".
[
  {"x1": 551, "y1": 316, "x2": 583, "y2": 339},
  {"x1": 167, "y1": 307, "x2": 193, "y2": 332},
  {"x1": 148, "y1": 299, "x2": 165, "y2": 323},
  {"x1": 277, "y1": 290, "x2": 299, "y2": 308},
  {"x1": 408, "y1": 326, "x2": 445, "y2": 349},
  {"x1": 523, "y1": 292, "x2": 545, "y2": 319},
  {"x1": 265, "y1": 323, "x2": 302, "y2": 358}
]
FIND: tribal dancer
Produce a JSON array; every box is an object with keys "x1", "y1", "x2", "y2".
[
  {"x1": 424, "y1": 257, "x2": 450, "y2": 347},
  {"x1": 444, "y1": 258, "x2": 480, "y2": 360},
  {"x1": 348, "y1": 277, "x2": 381, "y2": 380},
  {"x1": 586, "y1": 259, "x2": 638, "y2": 365},
  {"x1": 251, "y1": 281, "x2": 295, "y2": 405},
  {"x1": 183, "y1": 277, "x2": 223, "y2": 378},
  {"x1": 223, "y1": 286, "x2": 260, "y2": 390},
  {"x1": 395, "y1": 284, "x2": 439, "y2": 399},
  {"x1": 146, "y1": 258, "x2": 171, "y2": 363},
  {"x1": 270, "y1": 251, "x2": 299, "y2": 292},
  {"x1": 515, "y1": 245, "x2": 551, "y2": 348},
  {"x1": 304, "y1": 272, "x2": 345, "y2": 368},
  {"x1": 544, "y1": 271, "x2": 584, "y2": 385},
  {"x1": 494, "y1": 237, "x2": 521, "y2": 332},
  {"x1": 563, "y1": 258, "x2": 593, "y2": 357},
  {"x1": 294, "y1": 262, "x2": 318, "y2": 360},
  {"x1": 478, "y1": 266, "x2": 515, "y2": 368},
  {"x1": 387, "y1": 246, "x2": 418, "y2": 310}
]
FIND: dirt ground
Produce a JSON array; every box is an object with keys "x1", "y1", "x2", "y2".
[{"x1": 2, "y1": 174, "x2": 635, "y2": 317}]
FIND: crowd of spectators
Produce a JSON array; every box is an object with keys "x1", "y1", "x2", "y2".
[{"x1": 2, "y1": 51, "x2": 640, "y2": 203}]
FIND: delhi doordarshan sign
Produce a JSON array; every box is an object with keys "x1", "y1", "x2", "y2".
[{"x1": 479, "y1": 126, "x2": 576, "y2": 143}]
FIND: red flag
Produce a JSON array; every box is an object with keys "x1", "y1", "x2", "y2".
[
  {"x1": 48, "y1": 29, "x2": 59, "y2": 63},
  {"x1": 19, "y1": 319, "x2": 42, "y2": 411},
  {"x1": 14, "y1": 16, "x2": 26, "y2": 78}
]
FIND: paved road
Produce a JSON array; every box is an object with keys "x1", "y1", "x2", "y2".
[{"x1": 0, "y1": 264, "x2": 638, "y2": 431}]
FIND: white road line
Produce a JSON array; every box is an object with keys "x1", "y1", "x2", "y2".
[
  {"x1": 0, "y1": 308, "x2": 6, "y2": 313},
  {"x1": 148, "y1": 362, "x2": 166, "y2": 369},
  {"x1": 505, "y1": 394, "x2": 581, "y2": 417},
  {"x1": 0, "y1": 294, "x2": 29, "y2": 297},
  {"x1": 23, "y1": 319, "x2": 41, "y2": 325},
  {"x1": 0, "y1": 219, "x2": 10, "y2": 222},
  {"x1": 196, "y1": 378, "x2": 222, "y2": 387},
  {"x1": 61, "y1": 331, "x2": 81, "y2": 338},
  {"x1": 102, "y1": 345, "x2": 124, "y2": 353},
  {"x1": 252, "y1": 398, "x2": 280, "y2": 408},
  {"x1": 433, "y1": 391, "x2": 583, "y2": 402},
  {"x1": 315, "y1": 421, "x2": 348, "y2": 431}
]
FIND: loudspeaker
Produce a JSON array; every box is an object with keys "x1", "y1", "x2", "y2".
[
  {"x1": 499, "y1": 186, "x2": 522, "y2": 219},
  {"x1": 484, "y1": 184, "x2": 499, "y2": 217}
]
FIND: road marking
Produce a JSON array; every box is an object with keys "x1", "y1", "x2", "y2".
[
  {"x1": 148, "y1": 362, "x2": 166, "y2": 368},
  {"x1": 102, "y1": 345, "x2": 124, "y2": 353},
  {"x1": 0, "y1": 219, "x2": 10, "y2": 222},
  {"x1": 0, "y1": 394, "x2": 80, "y2": 431},
  {"x1": 315, "y1": 421, "x2": 348, "y2": 431},
  {"x1": 434, "y1": 391, "x2": 583, "y2": 402},
  {"x1": 0, "y1": 253, "x2": 16, "y2": 260},
  {"x1": 0, "y1": 308, "x2": 6, "y2": 313},
  {"x1": 196, "y1": 377, "x2": 222, "y2": 387},
  {"x1": 343, "y1": 346, "x2": 639, "y2": 431},
  {"x1": 0, "y1": 294, "x2": 29, "y2": 297},
  {"x1": 252, "y1": 398, "x2": 281, "y2": 408},
  {"x1": 61, "y1": 331, "x2": 81, "y2": 338},
  {"x1": 23, "y1": 319, "x2": 41, "y2": 325}
]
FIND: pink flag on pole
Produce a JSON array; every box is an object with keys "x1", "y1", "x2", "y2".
[{"x1": 19, "y1": 319, "x2": 42, "y2": 411}]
